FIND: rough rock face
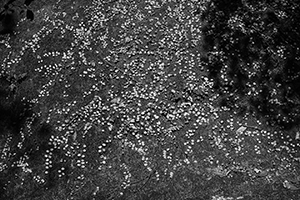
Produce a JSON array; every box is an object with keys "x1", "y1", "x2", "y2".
[{"x1": 0, "y1": 0, "x2": 300, "y2": 200}]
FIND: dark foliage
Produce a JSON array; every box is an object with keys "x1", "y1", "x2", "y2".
[
  {"x1": 26, "y1": 9, "x2": 34, "y2": 20},
  {"x1": 0, "y1": 75, "x2": 32, "y2": 198},
  {"x1": 0, "y1": 0, "x2": 35, "y2": 35},
  {"x1": 36, "y1": 122, "x2": 53, "y2": 139},
  {"x1": 200, "y1": 0, "x2": 300, "y2": 131},
  {"x1": 0, "y1": 9, "x2": 18, "y2": 35},
  {"x1": 0, "y1": 73, "x2": 64, "y2": 199},
  {"x1": 0, "y1": 76, "x2": 33, "y2": 136},
  {"x1": 24, "y1": 0, "x2": 35, "y2": 6}
]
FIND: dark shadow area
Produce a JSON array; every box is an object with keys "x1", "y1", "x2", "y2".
[
  {"x1": 200, "y1": 0, "x2": 300, "y2": 130},
  {"x1": 0, "y1": 0, "x2": 35, "y2": 36},
  {"x1": 0, "y1": 72, "x2": 68, "y2": 199},
  {"x1": 200, "y1": 0, "x2": 300, "y2": 159}
]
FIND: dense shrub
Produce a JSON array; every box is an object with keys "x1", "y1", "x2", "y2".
[{"x1": 200, "y1": 0, "x2": 300, "y2": 130}]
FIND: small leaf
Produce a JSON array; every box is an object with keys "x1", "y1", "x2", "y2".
[
  {"x1": 72, "y1": 132, "x2": 77, "y2": 141},
  {"x1": 296, "y1": 132, "x2": 300, "y2": 140},
  {"x1": 26, "y1": 9, "x2": 34, "y2": 21},
  {"x1": 236, "y1": 126, "x2": 247, "y2": 134},
  {"x1": 283, "y1": 180, "x2": 300, "y2": 190},
  {"x1": 16, "y1": 73, "x2": 28, "y2": 84},
  {"x1": 24, "y1": 0, "x2": 35, "y2": 6}
]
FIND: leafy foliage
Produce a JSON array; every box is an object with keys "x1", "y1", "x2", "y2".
[
  {"x1": 0, "y1": 0, "x2": 35, "y2": 35},
  {"x1": 0, "y1": 74, "x2": 62, "y2": 199},
  {"x1": 201, "y1": 0, "x2": 300, "y2": 130}
]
